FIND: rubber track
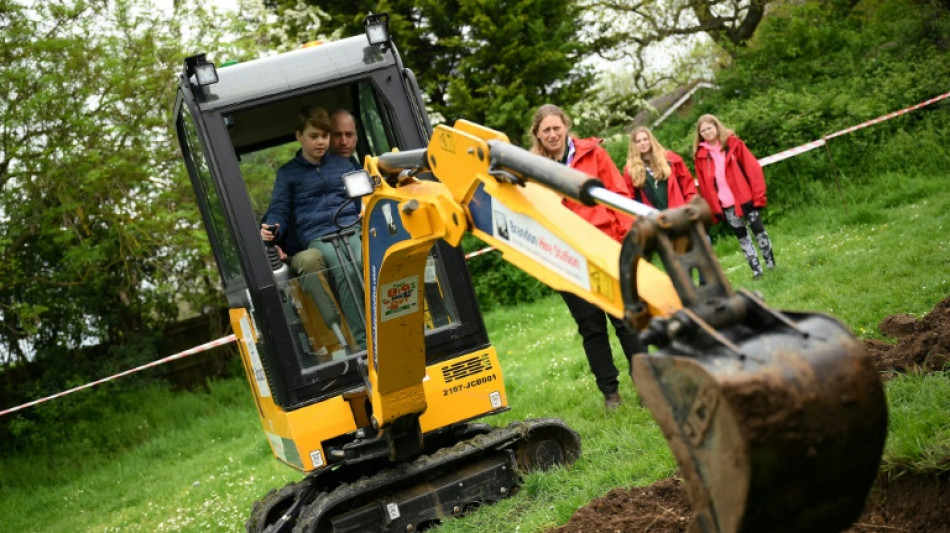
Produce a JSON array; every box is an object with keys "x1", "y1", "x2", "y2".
[{"x1": 292, "y1": 417, "x2": 580, "y2": 533}]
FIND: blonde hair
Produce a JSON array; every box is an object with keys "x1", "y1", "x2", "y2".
[
  {"x1": 692, "y1": 114, "x2": 735, "y2": 154},
  {"x1": 624, "y1": 127, "x2": 671, "y2": 188},
  {"x1": 529, "y1": 104, "x2": 572, "y2": 158}
]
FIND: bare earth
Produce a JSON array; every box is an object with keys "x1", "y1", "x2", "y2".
[{"x1": 547, "y1": 297, "x2": 950, "y2": 533}]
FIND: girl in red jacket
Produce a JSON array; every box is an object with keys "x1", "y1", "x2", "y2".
[
  {"x1": 529, "y1": 104, "x2": 640, "y2": 410},
  {"x1": 623, "y1": 126, "x2": 697, "y2": 210},
  {"x1": 693, "y1": 114, "x2": 775, "y2": 278}
]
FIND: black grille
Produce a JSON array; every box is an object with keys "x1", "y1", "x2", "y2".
[{"x1": 442, "y1": 353, "x2": 493, "y2": 383}]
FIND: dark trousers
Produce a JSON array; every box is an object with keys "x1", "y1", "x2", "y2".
[{"x1": 560, "y1": 291, "x2": 643, "y2": 397}]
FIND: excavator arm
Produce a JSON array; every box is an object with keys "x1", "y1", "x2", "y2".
[{"x1": 356, "y1": 120, "x2": 887, "y2": 533}]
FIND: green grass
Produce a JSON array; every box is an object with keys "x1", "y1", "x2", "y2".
[
  {"x1": 711, "y1": 177, "x2": 949, "y2": 337},
  {"x1": 0, "y1": 380, "x2": 298, "y2": 533},
  {"x1": 883, "y1": 371, "x2": 950, "y2": 472},
  {"x1": 1, "y1": 173, "x2": 948, "y2": 532}
]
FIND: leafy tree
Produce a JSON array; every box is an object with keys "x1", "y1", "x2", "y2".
[
  {"x1": 263, "y1": 0, "x2": 593, "y2": 144},
  {"x1": 576, "y1": 0, "x2": 778, "y2": 95},
  {"x1": 582, "y1": 0, "x2": 772, "y2": 53},
  {"x1": 449, "y1": 0, "x2": 595, "y2": 142},
  {"x1": 567, "y1": 71, "x2": 650, "y2": 136},
  {"x1": 223, "y1": 0, "x2": 337, "y2": 55},
  {"x1": 0, "y1": 0, "x2": 240, "y2": 368}
]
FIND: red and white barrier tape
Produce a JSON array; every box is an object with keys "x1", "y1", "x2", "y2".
[
  {"x1": 464, "y1": 245, "x2": 496, "y2": 260},
  {"x1": 758, "y1": 90, "x2": 950, "y2": 167},
  {"x1": 825, "y1": 90, "x2": 950, "y2": 139},
  {"x1": 0, "y1": 334, "x2": 237, "y2": 417},
  {"x1": 757, "y1": 138, "x2": 827, "y2": 167}
]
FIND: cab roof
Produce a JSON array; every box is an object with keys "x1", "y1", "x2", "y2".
[{"x1": 187, "y1": 35, "x2": 395, "y2": 111}]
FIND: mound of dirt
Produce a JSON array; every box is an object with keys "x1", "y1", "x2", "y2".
[
  {"x1": 864, "y1": 295, "x2": 950, "y2": 375},
  {"x1": 849, "y1": 470, "x2": 950, "y2": 532},
  {"x1": 547, "y1": 471, "x2": 950, "y2": 533},
  {"x1": 546, "y1": 477, "x2": 692, "y2": 533},
  {"x1": 547, "y1": 296, "x2": 950, "y2": 533}
]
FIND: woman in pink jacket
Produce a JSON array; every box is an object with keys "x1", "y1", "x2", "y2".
[
  {"x1": 693, "y1": 114, "x2": 775, "y2": 278},
  {"x1": 529, "y1": 104, "x2": 640, "y2": 410},
  {"x1": 623, "y1": 126, "x2": 697, "y2": 210}
]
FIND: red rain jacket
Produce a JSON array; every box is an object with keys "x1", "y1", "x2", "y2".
[
  {"x1": 563, "y1": 136, "x2": 631, "y2": 242},
  {"x1": 623, "y1": 150, "x2": 698, "y2": 210},
  {"x1": 694, "y1": 135, "x2": 766, "y2": 222}
]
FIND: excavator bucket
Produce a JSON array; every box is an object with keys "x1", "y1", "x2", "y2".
[{"x1": 621, "y1": 199, "x2": 888, "y2": 533}]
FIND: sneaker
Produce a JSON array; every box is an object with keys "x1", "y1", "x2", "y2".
[{"x1": 605, "y1": 392, "x2": 622, "y2": 410}]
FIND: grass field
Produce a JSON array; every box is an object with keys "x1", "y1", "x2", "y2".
[{"x1": 1, "y1": 173, "x2": 947, "y2": 533}]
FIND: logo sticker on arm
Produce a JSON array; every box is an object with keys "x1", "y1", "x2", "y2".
[
  {"x1": 492, "y1": 200, "x2": 590, "y2": 291},
  {"x1": 380, "y1": 275, "x2": 420, "y2": 321}
]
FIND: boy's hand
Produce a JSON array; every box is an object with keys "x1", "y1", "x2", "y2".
[{"x1": 261, "y1": 223, "x2": 279, "y2": 242}]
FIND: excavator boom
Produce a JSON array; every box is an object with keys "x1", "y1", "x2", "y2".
[{"x1": 362, "y1": 120, "x2": 888, "y2": 533}]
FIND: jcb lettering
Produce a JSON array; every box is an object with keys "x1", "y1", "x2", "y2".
[{"x1": 442, "y1": 373, "x2": 497, "y2": 396}]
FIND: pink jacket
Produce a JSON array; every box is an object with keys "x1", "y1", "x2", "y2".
[{"x1": 694, "y1": 135, "x2": 766, "y2": 222}]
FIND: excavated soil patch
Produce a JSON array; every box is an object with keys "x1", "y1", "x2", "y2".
[
  {"x1": 847, "y1": 470, "x2": 950, "y2": 532},
  {"x1": 865, "y1": 295, "x2": 950, "y2": 376},
  {"x1": 546, "y1": 477, "x2": 691, "y2": 533},
  {"x1": 547, "y1": 297, "x2": 950, "y2": 533},
  {"x1": 547, "y1": 471, "x2": 950, "y2": 533}
]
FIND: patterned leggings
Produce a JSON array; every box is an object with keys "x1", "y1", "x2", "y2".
[{"x1": 723, "y1": 207, "x2": 775, "y2": 277}]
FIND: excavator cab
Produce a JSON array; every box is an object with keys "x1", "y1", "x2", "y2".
[{"x1": 176, "y1": 35, "x2": 495, "y2": 444}]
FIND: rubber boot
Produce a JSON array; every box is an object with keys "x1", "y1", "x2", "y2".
[
  {"x1": 739, "y1": 236, "x2": 764, "y2": 278},
  {"x1": 756, "y1": 232, "x2": 776, "y2": 270}
]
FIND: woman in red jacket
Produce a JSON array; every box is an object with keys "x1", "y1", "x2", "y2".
[
  {"x1": 693, "y1": 114, "x2": 775, "y2": 278},
  {"x1": 529, "y1": 104, "x2": 640, "y2": 410},
  {"x1": 623, "y1": 126, "x2": 697, "y2": 210}
]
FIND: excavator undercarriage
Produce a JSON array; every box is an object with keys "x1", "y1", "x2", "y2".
[{"x1": 248, "y1": 419, "x2": 580, "y2": 533}]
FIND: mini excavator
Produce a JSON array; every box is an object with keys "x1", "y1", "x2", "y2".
[{"x1": 174, "y1": 16, "x2": 887, "y2": 533}]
